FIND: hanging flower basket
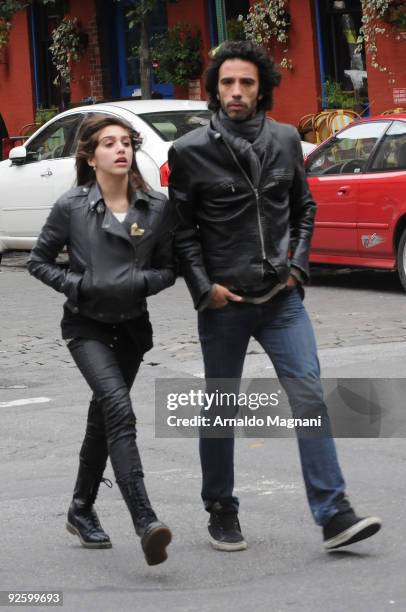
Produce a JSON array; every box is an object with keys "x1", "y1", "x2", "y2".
[
  {"x1": 49, "y1": 17, "x2": 88, "y2": 86},
  {"x1": 384, "y1": 1, "x2": 406, "y2": 31},
  {"x1": 238, "y1": 0, "x2": 293, "y2": 70},
  {"x1": 359, "y1": 0, "x2": 406, "y2": 82}
]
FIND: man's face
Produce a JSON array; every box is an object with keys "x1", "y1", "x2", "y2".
[{"x1": 217, "y1": 59, "x2": 261, "y2": 121}]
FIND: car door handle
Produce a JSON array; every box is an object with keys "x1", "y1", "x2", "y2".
[
  {"x1": 40, "y1": 168, "x2": 53, "y2": 177},
  {"x1": 337, "y1": 186, "x2": 350, "y2": 196}
]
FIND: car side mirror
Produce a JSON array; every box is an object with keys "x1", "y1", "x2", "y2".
[{"x1": 9, "y1": 145, "x2": 27, "y2": 165}]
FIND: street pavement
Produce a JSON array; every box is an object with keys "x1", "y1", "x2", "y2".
[{"x1": 1, "y1": 252, "x2": 406, "y2": 612}]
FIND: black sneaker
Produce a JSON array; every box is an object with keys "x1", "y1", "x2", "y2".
[
  {"x1": 323, "y1": 497, "x2": 381, "y2": 550},
  {"x1": 208, "y1": 512, "x2": 247, "y2": 551}
]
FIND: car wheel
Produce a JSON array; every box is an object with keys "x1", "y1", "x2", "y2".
[{"x1": 397, "y1": 229, "x2": 406, "y2": 292}]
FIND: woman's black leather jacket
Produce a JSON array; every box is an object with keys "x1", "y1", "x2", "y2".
[{"x1": 28, "y1": 182, "x2": 176, "y2": 323}]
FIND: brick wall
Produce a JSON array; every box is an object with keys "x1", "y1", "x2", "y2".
[{"x1": 68, "y1": 0, "x2": 107, "y2": 103}]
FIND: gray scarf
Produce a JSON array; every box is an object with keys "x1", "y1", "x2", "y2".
[{"x1": 211, "y1": 110, "x2": 267, "y2": 186}]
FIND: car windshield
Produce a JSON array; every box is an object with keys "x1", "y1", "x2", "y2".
[{"x1": 139, "y1": 110, "x2": 211, "y2": 142}]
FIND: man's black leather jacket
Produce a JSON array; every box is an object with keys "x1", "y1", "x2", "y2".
[
  {"x1": 168, "y1": 117, "x2": 316, "y2": 309},
  {"x1": 28, "y1": 182, "x2": 175, "y2": 323}
]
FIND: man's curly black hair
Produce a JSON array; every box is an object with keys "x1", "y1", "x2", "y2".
[{"x1": 205, "y1": 40, "x2": 281, "y2": 113}]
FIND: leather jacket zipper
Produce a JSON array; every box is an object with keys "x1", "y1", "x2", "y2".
[{"x1": 218, "y1": 135, "x2": 267, "y2": 260}]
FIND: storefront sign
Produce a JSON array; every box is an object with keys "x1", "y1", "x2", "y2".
[{"x1": 393, "y1": 88, "x2": 406, "y2": 105}]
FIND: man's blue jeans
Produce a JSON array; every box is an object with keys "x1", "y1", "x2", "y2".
[{"x1": 197, "y1": 287, "x2": 345, "y2": 526}]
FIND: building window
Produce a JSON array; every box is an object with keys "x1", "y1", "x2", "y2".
[
  {"x1": 317, "y1": 0, "x2": 368, "y2": 105},
  {"x1": 116, "y1": 0, "x2": 173, "y2": 98}
]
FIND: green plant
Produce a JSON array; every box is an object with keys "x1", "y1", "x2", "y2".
[
  {"x1": 0, "y1": 19, "x2": 11, "y2": 47},
  {"x1": 238, "y1": 0, "x2": 292, "y2": 69},
  {"x1": 0, "y1": 1, "x2": 25, "y2": 47},
  {"x1": 151, "y1": 24, "x2": 203, "y2": 86},
  {"x1": 385, "y1": 0, "x2": 406, "y2": 30},
  {"x1": 49, "y1": 17, "x2": 88, "y2": 85},
  {"x1": 226, "y1": 18, "x2": 246, "y2": 41},
  {"x1": 35, "y1": 107, "x2": 59, "y2": 124},
  {"x1": 323, "y1": 80, "x2": 357, "y2": 110}
]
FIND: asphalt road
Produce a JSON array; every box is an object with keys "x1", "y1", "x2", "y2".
[{"x1": 1, "y1": 253, "x2": 406, "y2": 612}]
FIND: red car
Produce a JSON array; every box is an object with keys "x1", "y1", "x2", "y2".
[{"x1": 305, "y1": 114, "x2": 406, "y2": 291}]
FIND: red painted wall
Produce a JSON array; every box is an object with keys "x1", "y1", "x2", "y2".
[
  {"x1": 166, "y1": 0, "x2": 322, "y2": 124},
  {"x1": 269, "y1": 0, "x2": 321, "y2": 126},
  {"x1": 0, "y1": 12, "x2": 35, "y2": 136},
  {"x1": 365, "y1": 31, "x2": 406, "y2": 115}
]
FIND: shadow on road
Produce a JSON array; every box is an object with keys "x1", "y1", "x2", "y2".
[{"x1": 309, "y1": 266, "x2": 404, "y2": 295}]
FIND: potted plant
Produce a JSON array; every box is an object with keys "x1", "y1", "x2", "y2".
[
  {"x1": 323, "y1": 80, "x2": 358, "y2": 110},
  {"x1": 226, "y1": 18, "x2": 246, "y2": 41},
  {"x1": 35, "y1": 107, "x2": 59, "y2": 125},
  {"x1": 151, "y1": 24, "x2": 203, "y2": 96}
]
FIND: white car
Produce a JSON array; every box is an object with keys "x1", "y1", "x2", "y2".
[{"x1": 0, "y1": 100, "x2": 314, "y2": 261}]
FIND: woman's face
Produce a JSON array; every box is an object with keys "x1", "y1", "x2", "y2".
[{"x1": 88, "y1": 125, "x2": 134, "y2": 178}]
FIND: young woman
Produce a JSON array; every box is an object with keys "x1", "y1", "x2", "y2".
[{"x1": 28, "y1": 115, "x2": 175, "y2": 566}]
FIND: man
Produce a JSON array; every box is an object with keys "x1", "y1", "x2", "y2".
[{"x1": 168, "y1": 40, "x2": 381, "y2": 552}]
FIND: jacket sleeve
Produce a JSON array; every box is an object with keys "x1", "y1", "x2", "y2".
[
  {"x1": 168, "y1": 144, "x2": 212, "y2": 309},
  {"x1": 288, "y1": 131, "x2": 317, "y2": 282},
  {"x1": 27, "y1": 196, "x2": 83, "y2": 302},
  {"x1": 143, "y1": 197, "x2": 177, "y2": 296}
]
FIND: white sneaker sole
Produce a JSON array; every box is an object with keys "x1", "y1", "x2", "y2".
[
  {"x1": 324, "y1": 516, "x2": 382, "y2": 550},
  {"x1": 209, "y1": 536, "x2": 247, "y2": 552}
]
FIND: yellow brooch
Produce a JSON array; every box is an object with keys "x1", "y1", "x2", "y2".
[{"x1": 130, "y1": 222, "x2": 145, "y2": 236}]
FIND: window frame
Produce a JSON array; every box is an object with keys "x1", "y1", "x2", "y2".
[
  {"x1": 24, "y1": 113, "x2": 85, "y2": 164},
  {"x1": 305, "y1": 120, "x2": 391, "y2": 176},
  {"x1": 368, "y1": 120, "x2": 406, "y2": 173}
]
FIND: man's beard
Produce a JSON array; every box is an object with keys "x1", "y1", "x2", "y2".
[{"x1": 222, "y1": 103, "x2": 257, "y2": 121}]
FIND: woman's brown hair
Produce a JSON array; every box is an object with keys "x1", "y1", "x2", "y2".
[{"x1": 75, "y1": 114, "x2": 148, "y2": 191}]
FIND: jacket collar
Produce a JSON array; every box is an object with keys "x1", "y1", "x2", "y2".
[
  {"x1": 87, "y1": 182, "x2": 104, "y2": 211},
  {"x1": 87, "y1": 181, "x2": 150, "y2": 212}
]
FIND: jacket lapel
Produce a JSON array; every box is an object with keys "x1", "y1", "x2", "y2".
[
  {"x1": 94, "y1": 186, "x2": 153, "y2": 249},
  {"x1": 101, "y1": 208, "x2": 133, "y2": 245}
]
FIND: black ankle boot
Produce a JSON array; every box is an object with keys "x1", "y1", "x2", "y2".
[
  {"x1": 66, "y1": 465, "x2": 112, "y2": 549},
  {"x1": 117, "y1": 476, "x2": 172, "y2": 565}
]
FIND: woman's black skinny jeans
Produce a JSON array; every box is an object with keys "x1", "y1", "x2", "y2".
[{"x1": 68, "y1": 336, "x2": 144, "y2": 483}]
